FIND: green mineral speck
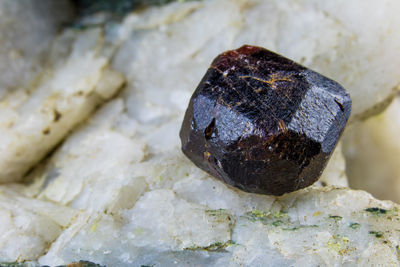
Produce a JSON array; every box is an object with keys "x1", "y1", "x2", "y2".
[
  {"x1": 272, "y1": 220, "x2": 284, "y2": 227},
  {"x1": 282, "y1": 225, "x2": 318, "y2": 231},
  {"x1": 349, "y1": 222, "x2": 361, "y2": 229},
  {"x1": 369, "y1": 231, "x2": 384, "y2": 238},
  {"x1": 365, "y1": 207, "x2": 388, "y2": 215},
  {"x1": 283, "y1": 226, "x2": 299, "y2": 231},
  {"x1": 185, "y1": 240, "x2": 236, "y2": 252},
  {"x1": 329, "y1": 215, "x2": 343, "y2": 221}
]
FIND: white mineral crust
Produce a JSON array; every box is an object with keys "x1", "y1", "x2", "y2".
[{"x1": 1, "y1": 0, "x2": 400, "y2": 266}]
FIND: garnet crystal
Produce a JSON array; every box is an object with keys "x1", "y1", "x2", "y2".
[{"x1": 180, "y1": 45, "x2": 351, "y2": 196}]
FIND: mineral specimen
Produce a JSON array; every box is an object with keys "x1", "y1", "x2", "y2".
[
  {"x1": 4, "y1": 0, "x2": 400, "y2": 265},
  {"x1": 180, "y1": 45, "x2": 351, "y2": 195}
]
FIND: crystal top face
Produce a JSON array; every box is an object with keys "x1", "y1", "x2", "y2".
[{"x1": 180, "y1": 45, "x2": 351, "y2": 196}]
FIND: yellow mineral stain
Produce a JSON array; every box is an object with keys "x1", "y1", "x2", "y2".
[
  {"x1": 313, "y1": 211, "x2": 322, "y2": 216},
  {"x1": 90, "y1": 223, "x2": 98, "y2": 232}
]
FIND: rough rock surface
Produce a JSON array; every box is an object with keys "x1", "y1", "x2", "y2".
[
  {"x1": 39, "y1": 183, "x2": 400, "y2": 266},
  {"x1": 1, "y1": 0, "x2": 400, "y2": 266},
  {"x1": 0, "y1": 186, "x2": 78, "y2": 262}
]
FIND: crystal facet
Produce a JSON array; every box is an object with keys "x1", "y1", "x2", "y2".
[{"x1": 180, "y1": 45, "x2": 351, "y2": 196}]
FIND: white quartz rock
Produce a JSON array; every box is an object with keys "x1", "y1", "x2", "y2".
[
  {"x1": 0, "y1": 186, "x2": 78, "y2": 262},
  {"x1": 0, "y1": 28, "x2": 125, "y2": 183},
  {"x1": 39, "y1": 185, "x2": 400, "y2": 267},
  {"x1": 39, "y1": 188, "x2": 233, "y2": 266},
  {"x1": 29, "y1": 99, "x2": 147, "y2": 212}
]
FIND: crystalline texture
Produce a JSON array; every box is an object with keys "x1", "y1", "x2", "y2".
[{"x1": 180, "y1": 45, "x2": 351, "y2": 196}]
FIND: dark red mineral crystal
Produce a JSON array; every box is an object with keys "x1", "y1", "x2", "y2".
[{"x1": 180, "y1": 45, "x2": 351, "y2": 196}]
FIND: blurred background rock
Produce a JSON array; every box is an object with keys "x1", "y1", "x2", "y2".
[
  {"x1": 343, "y1": 95, "x2": 400, "y2": 203},
  {"x1": 0, "y1": 0, "x2": 73, "y2": 98}
]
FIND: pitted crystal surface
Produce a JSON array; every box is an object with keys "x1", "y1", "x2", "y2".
[{"x1": 180, "y1": 45, "x2": 351, "y2": 196}]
